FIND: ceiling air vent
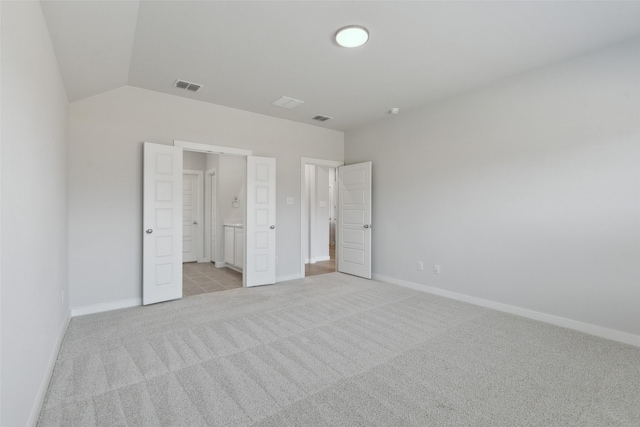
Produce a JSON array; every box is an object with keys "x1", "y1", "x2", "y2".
[
  {"x1": 312, "y1": 115, "x2": 332, "y2": 122},
  {"x1": 272, "y1": 96, "x2": 304, "y2": 109},
  {"x1": 173, "y1": 79, "x2": 203, "y2": 92}
]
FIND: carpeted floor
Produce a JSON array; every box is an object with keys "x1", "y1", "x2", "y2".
[{"x1": 38, "y1": 273, "x2": 640, "y2": 426}]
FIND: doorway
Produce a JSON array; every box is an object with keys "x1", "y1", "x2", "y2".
[
  {"x1": 143, "y1": 140, "x2": 275, "y2": 304},
  {"x1": 300, "y1": 158, "x2": 343, "y2": 277},
  {"x1": 181, "y1": 151, "x2": 245, "y2": 296}
]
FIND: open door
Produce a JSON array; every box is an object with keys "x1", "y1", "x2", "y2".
[
  {"x1": 143, "y1": 142, "x2": 183, "y2": 305},
  {"x1": 337, "y1": 162, "x2": 372, "y2": 279},
  {"x1": 245, "y1": 156, "x2": 276, "y2": 287}
]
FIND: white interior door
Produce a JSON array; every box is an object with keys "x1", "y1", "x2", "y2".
[
  {"x1": 143, "y1": 142, "x2": 183, "y2": 305},
  {"x1": 245, "y1": 156, "x2": 276, "y2": 287},
  {"x1": 182, "y1": 171, "x2": 201, "y2": 263},
  {"x1": 337, "y1": 162, "x2": 372, "y2": 279}
]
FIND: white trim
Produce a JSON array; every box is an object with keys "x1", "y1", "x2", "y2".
[
  {"x1": 277, "y1": 273, "x2": 304, "y2": 283},
  {"x1": 373, "y1": 274, "x2": 640, "y2": 348},
  {"x1": 226, "y1": 264, "x2": 242, "y2": 274},
  {"x1": 183, "y1": 169, "x2": 205, "y2": 263},
  {"x1": 301, "y1": 157, "x2": 344, "y2": 168},
  {"x1": 28, "y1": 309, "x2": 71, "y2": 427},
  {"x1": 308, "y1": 256, "x2": 331, "y2": 263},
  {"x1": 71, "y1": 298, "x2": 141, "y2": 317},
  {"x1": 174, "y1": 140, "x2": 253, "y2": 156},
  {"x1": 308, "y1": 165, "x2": 316, "y2": 267},
  {"x1": 300, "y1": 157, "x2": 343, "y2": 278}
]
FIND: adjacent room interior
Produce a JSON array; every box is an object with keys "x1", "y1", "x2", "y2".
[
  {"x1": 303, "y1": 164, "x2": 337, "y2": 277},
  {"x1": 181, "y1": 150, "x2": 246, "y2": 296},
  {"x1": 2, "y1": 1, "x2": 639, "y2": 426}
]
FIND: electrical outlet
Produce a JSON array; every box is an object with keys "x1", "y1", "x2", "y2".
[
  {"x1": 433, "y1": 264, "x2": 440, "y2": 274},
  {"x1": 286, "y1": 197, "x2": 294, "y2": 205},
  {"x1": 417, "y1": 261, "x2": 424, "y2": 271}
]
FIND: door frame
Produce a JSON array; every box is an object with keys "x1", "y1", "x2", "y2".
[
  {"x1": 300, "y1": 157, "x2": 344, "y2": 278},
  {"x1": 204, "y1": 168, "x2": 217, "y2": 263},
  {"x1": 183, "y1": 169, "x2": 205, "y2": 262}
]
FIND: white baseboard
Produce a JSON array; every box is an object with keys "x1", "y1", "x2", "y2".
[
  {"x1": 373, "y1": 274, "x2": 640, "y2": 348},
  {"x1": 306, "y1": 256, "x2": 331, "y2": 264},
  {"x1": 28, "y1": 309, "x2": 71, "y2": 426},
  {"x1": 226, "y1": 264, "x2": 243, "y2": 273},
  {"x1": 71, "y1": 297, "x2": 141, "y2": 317},
  {"x1": 277, "y1": 273, "x2": 304, "y2": 283}
]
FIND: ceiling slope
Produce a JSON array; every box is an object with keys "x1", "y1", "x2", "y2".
[
  {"x1": 41, "y1": 0, "x2": 140, "y2": 102},
  {"x1": 42, "y1": 1, "x2": 640, "y2": 131}
]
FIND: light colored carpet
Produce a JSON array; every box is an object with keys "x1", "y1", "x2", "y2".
[{"x1": 38, "y1": 273, "x2": 640, "y2": 426}]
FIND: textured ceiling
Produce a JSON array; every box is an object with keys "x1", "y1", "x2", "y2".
[{"x1": 42, "y1": 1, "x2": 640, "y2": 131}]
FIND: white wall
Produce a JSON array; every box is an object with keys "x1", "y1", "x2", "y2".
[
  {"x1": 303, "y1": 165, "x2": 330, "y2": 263},
  {"x1": 303, "y1": 164, "x2": 312, "y2": 262},
  {"x1": 68, "y1": 86, "x2": 343, "y2": 310},
  {"x1": 345, "y1": 37, "x2": 640, "y2": 337},
  {"x1": 1, "y1": 2, "x2": 70, "y2": 425},
  {"x1": 183, "y1": 150, "x2": 207, "y2": 171},
  {"x1": 217, "y1": 155, "x2": 246, "y2": 264},
  {"x1": 312, "y1": 166, "x2": 330, "y2": 261},
  {"x1": 205, "y1": 153, "x2": 219, "y2": 262}
]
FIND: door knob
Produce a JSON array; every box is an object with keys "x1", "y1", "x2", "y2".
[
  {"x1": 146, "y1": 229, "x2": 153, "y2": 234},
  {"x1": 270, "y1": 225, "x2": 275, "y2": 229},
  {"x1": 364, "y1": 224, "x2": 369, "y2": 229},
  {"x1": 193, "y1": 221, "x2": 198, "y2": 225}
]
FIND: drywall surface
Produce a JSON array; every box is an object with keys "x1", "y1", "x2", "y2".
[
  {"x1": 345, "y1": 37, "x2": 640, "y2": 336},
  {"x1": 217, "y1": 155, "x2": 246, "y2": 263},
  {"x1": 312, "y1": 166, "x2": 330, "y2": 261},
  {"x1": 183, "y1": 150, "x2": 207, "y2": 171},
  {"x1": 1, "y1": 2, "x2": 70, "y2": 425},
  {"x1": 303, "y1": 164, "x2": 330, "y2": 263},
  {"x1": 68, "y1": 86, "x2": 343, "y2": 309}
]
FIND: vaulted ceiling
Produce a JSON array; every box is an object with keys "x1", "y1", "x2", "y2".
[{"x1": 41, "y1": 1, "x2": 640, "y2": 131}]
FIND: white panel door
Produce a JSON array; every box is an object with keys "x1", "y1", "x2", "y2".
[
  {"x1": 182, "y1": 172, "x2": 200, "y2": 263},
  {"x1": 143, "y1": 143, "x2": 183, "y2": 305},
  {"x1": 337, "y1": 162, "x2": 372, "y2": 279},
  {"x1": 245, "y1": 156, "x2": 276, "y2": 287}
]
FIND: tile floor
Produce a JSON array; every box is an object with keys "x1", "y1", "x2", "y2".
[
  {"x1": 305, "y1": 244, "x2": 336, "y2": 277},
  {"x1": 182, "y1": 262, "x2": 242, "y2": 297},
  {"x1": 185, "y1": 243, "x2": 334, "y2": 296}
]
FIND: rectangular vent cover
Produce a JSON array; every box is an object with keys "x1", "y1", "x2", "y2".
[
  {"x1": 312, "y1": 115, "x2": 332, "y2": 122},
  {"x1": 272, "y1": 96, "x2": 304, "y2": 109},
  {"x1": 174, "y1": 79, "x2": 203, "y2": 92}
]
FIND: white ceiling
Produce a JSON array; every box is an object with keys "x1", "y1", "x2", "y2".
[{"x1": 41, "y1": 1, "x2": 640, "y2": 131}]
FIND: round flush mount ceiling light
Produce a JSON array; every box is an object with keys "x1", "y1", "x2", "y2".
[{"x1": 335, "y1": 25, "x2": 369, "y2": 48}]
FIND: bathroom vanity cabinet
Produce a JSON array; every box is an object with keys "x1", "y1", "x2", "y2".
[{"x1": 224, "y1": 223, "x2": 244, "y2": 272}]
